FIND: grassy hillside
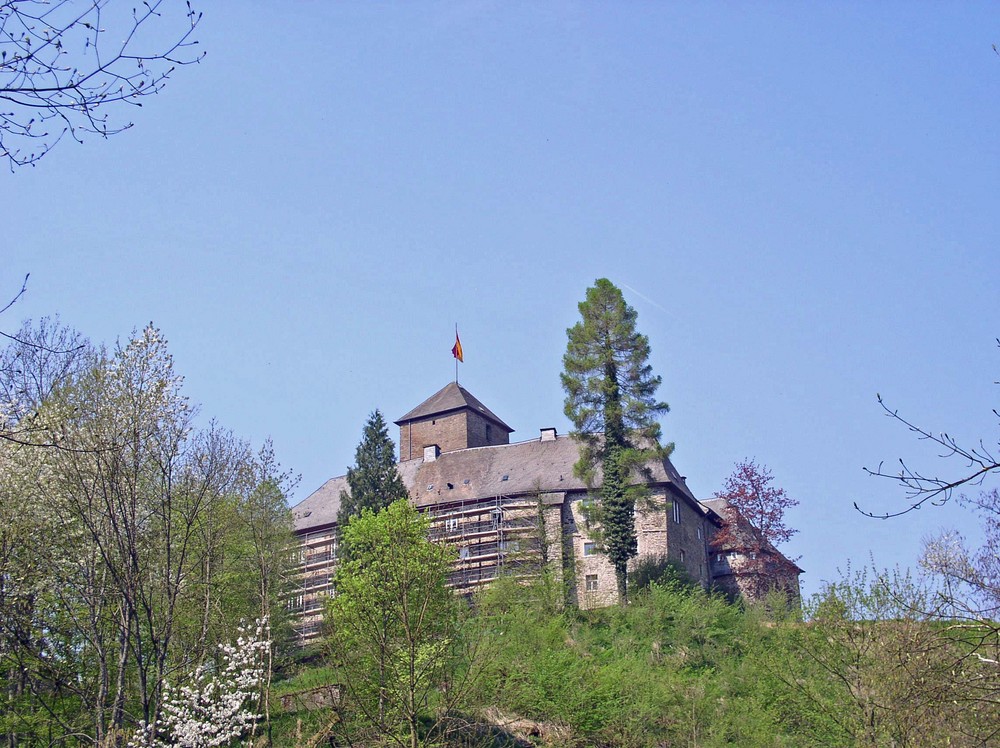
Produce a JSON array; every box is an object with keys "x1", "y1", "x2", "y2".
[{"x1": 268, "y1": 572, "x2": 997, "y2": 747}]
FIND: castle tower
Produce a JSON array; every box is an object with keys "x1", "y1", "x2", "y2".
[{"x1": 395, "y1": 382, "x2": 514, "y2": 461}]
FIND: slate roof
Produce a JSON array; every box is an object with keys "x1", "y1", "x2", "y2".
[
  {"x1": 699, "y1": 497, "x2": 729, "y2": 519},
  {"x1": 292, "y1": 434, "x2": 698, "y2": 533},
  {"x1": 291, "y1": 460, "x2": 423, "y2": 533},
  {"x1": 394, "y1": 382, "x2": 514, "y2": 433},
  {"x1": 698, "y1": 496, "x2": 804, "y2": 573}
]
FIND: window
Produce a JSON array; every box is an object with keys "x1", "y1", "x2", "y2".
[
  {"x1": 585, "y1": 574, "x2": 599, "y2": 592},
  {"x1": 583, "y1": 542, "x2": 598, "y2": 556},
  {"x1": 445, "y1": 517, "x2": 460, "y2": 532},
  {"x1": 679, "y1": 549, "x2": 686, "y2": 564},
  {"x1": 696, "y1": 526, "x2": 703, "y2": 540},
  {"x1": 490, "y1": 508, "x2": 503, "y2": 530},
  {"x1": 672, "y1": 501, "x2": 681, "y2": 524}
]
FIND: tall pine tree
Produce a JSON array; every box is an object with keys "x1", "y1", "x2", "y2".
[
  {"x1": 561, "y1": 278, "x2": 671, "y2": 601},
  {"x1": 337, "y1": 410, "x2": 408, "y2": 528}
]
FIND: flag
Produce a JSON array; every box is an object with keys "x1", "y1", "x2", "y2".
[{"x1": 451, "y1": 331, "x2": 464, "y2": 362}]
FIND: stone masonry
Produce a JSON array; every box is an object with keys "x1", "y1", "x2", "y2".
[{"x1": 290, "y1": 382, "x2": 802, "y2": 643}]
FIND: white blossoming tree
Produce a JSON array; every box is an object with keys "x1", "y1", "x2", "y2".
[
  {"x1": 0, "y1": 321, "x2": 295, "y2": 746},
  {"x1": 131, "y1": 620, "x2": 271, "y2": 748}
]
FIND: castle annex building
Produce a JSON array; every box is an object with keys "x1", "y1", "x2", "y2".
[{"x1": 291, "y1": 382, "x2": 801, "y2": 642}]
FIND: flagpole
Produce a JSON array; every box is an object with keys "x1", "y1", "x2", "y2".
[{"x1": 454, "y1": 323, "x2": 459, "y2": 384}]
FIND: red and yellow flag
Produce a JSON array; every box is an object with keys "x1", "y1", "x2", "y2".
[{"x1": 451, "y1": 331, "x2": 464, "y2": 362}]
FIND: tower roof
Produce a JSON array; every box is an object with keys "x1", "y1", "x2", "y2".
[{"x1": 395, "y1": 381, "x2": 514, "y2": 433}]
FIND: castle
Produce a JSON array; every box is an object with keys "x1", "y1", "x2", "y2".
[{"x1": 290, "y1": 382, "x2": 802, "y2": 642}]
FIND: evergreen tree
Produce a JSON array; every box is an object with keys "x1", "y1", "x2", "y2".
[
  {"x1": 337, "y1": 410, "x2": 408, "y2": 527},
  {"x1": 561, "y1": 278, "x2": 671, "y2": 601}
]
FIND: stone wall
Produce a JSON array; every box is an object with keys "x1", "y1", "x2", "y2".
[
  {"x1": 399, "y1": 411, "x2": 468, "y2": 460},
  {"x1": 538, "y1": 494, "x2": 566, "y2": 590},
  {"x1": 711, "y1": 551, "x2": 801, "y2": 604},
  {"x1": 562, "y1": 493, "x2": 622, "y2": 608},
  {"x1": 560, "y1": 488, "x2": 718, "y2": 609},
  {"x1": 664, "y1": 491, "x2": 715, "y2": 587},
  {"x1": 399, "y1": 410, "x2": 510, "y2": 460},
  {"x1": 466, "y1": 410, "x2": 511, "y2": 449}
]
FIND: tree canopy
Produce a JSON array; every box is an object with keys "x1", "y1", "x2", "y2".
[
  {"x1": 712, "y1": 459, "x2": 800, "y2": 601},
  {"x1": 561, "y1": 278, "x2": 670, "y2": 601},
  {"x1": 716, "y1": 459, "x2": 798, "y2": 549},
  {"x1": 337, "y1": 409, "x2": 408, "y2": 528},
  {"x1": 326, "y1": 500, "x2": 460, "y2": 748},
  {"x1": 0, "y1": 322, "x2": 294, "y2": 746}
]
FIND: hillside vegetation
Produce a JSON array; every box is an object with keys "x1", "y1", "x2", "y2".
[{"x1": 271, "y1": 569, "x2": 998, "y2": 748}]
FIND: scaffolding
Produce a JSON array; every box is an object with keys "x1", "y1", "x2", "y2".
[
  {"x1": 290, "y1": 494, "x2": 545, "y2": 643},
  {"x1": 423, "y1": 494, "x2": 543, "y2": 591},
  {"x1": 289, "y1": 524, "x2": 340, "y2": 642}
]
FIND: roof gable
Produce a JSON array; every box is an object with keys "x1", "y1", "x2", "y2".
[
  {"x1": 699, "y1": 496, "x2": 804, "y2": 573},
  {"x1": 395, "y1": 382, "x2": 513, "y2": 432}
]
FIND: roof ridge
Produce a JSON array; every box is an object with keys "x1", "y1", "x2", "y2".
[{"x1": 395, "y1": 381, "x2": 514, "y2": 431}]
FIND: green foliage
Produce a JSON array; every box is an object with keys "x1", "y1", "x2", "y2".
[
  {"x1": 277, "y1": 567, "x2": 1000, "y2": 747},
  {"x1": 628, "y1": 555, "x2": 699, "y2": 593},
  {"x1": 561, "y1": 278, "x2": 671, "y2": 601},
  {"x1": 326, "y1": 499, "x2": 461, "y2": 747},
  {"x1": 0, "y1": 322, "x2": 295, "y2": 747},
  {"x1": 337, "y1": 409, "x2": 408, "y2": 528},
  {"x1": 561, "y1": 278, "x2": 670, "y2": 453},
  {"x1": 765, "y1": 572, "x2": 1000, "y2": 745},
  {"x1": 468, "y1": 577, "x2": 788, "y2": 747}
]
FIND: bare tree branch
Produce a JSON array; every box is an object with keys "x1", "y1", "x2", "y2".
[
  {"x1": 0, "y1": 0, "x2": 203, "y2": 168},
  {"x1": 857, "y1": 340, "x2": 999, "y2": 519},
  {"x1": 0, "y1": 273, "x2": 28, "y2": 316}
]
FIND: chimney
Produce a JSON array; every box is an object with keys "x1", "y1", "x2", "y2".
[
  {"x1": 423, "y1": 444, "x2": 440, "y2": 462},
  {"x1": 540, "y1": 427, "x2": 557, "y2": 442}
]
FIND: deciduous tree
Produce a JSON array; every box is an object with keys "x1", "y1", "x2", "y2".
[
  {"x1": 860, "y1": 340, "x2": 999, "y2": 708},
  {"x1": 1, "y1": 0, "x2": 204, "y2": 168},
  {"x1": 131, "y1": 619, "x2": 270, "y2": 748},
  {"x1": 715, "y1": 459, "x2": 798, "y2": 549},
  {"x1": 0, "y1": 322, "x2": 295, "y2": 746},
  {"x1": 860, "y1": 339, "x2": 999, "y2": 518},
  {"x1": 325, "y1": 500, "x2": 460, "y2": 748},
  {"x1": 711, "y1": 459, "x2": 800, "y2": 601},
  {"x1": 784, "y1": 566, "x2": 999, "y2": 747},
  {"x1": 561, "y1": 278, "x2": 671, "y2": 602},
  {"x1": 0, "y1": 306, "x2": 88, "y2": 447},
  {"x1": 918, "y1": 489, "x2": 1000, "y2": 716}
]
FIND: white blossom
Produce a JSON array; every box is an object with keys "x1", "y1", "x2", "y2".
[
  {"x1": 920, "y1": 529, "x2": 971, "y2": 579},
  {"x1": 130, "y1": 619, "x2": 270, "y2": 748}
]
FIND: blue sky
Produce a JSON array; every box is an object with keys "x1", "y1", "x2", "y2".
[{"x1": 4, "y1": 2, "x2": 998, "y2": 599}]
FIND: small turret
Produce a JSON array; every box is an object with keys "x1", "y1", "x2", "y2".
[{"x1": 395, "y1": 382, "x2": 513, "y2": 461}]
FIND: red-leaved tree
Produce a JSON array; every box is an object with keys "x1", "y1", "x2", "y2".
[
  {"x1": 711, "y1": 459, "x2": 801, "y2": 602},
  {"x1": 718, "y1": 459, "x2": 798, "y2": 548}
]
